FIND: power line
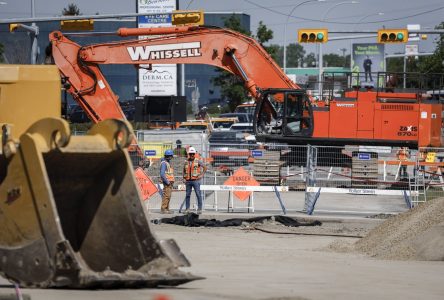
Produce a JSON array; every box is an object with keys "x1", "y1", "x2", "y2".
[{"x1": 243, "y1": 0, "x2": 444, "y2": 25}]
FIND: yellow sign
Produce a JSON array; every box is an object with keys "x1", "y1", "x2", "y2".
[
  {"x1": 60, "y1": 19, "x2": 94, "y2": 31},
  {"x1": 426, "y1": 152, "x2": 436, "y2": 163},
  {"x1": 172, "y1": 10, "x2": 204, "y2": 26}
]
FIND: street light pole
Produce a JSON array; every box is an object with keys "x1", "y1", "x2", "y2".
[
  {"x1": 283, "y1": 0, "x2": 325, "y2": 74},
  {"x1": 318, "y1": 1, "x2": 359, "y2": 97},
  {"x1": 339, "y1": 47, "x2": 347, "y2": 67}
]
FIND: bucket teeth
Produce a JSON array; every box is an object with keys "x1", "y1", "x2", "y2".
[{"x1": 0, "y1": 117, "x2": 202, "y2": 288}]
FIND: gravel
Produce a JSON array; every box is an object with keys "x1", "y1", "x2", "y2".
[{"x1": 354, "y1": 197, "x2": 444, "y2": 261}]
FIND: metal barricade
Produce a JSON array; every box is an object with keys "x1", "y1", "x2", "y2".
[{"x1": 126, "y1": 132, "x2": 444, "y2": 213}]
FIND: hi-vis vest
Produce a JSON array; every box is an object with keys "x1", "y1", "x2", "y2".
[
  {"x1": 161, "y1": 160, "x2": 175, "y2": 182},
  {"x1": 183, "y1": 158, "x2": 202, "y2": 180},
  {"x1": 397, "y1": 148, "x2": 409, "y2": 161}
]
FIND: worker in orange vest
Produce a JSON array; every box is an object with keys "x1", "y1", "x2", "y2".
[
  {"x1": 183, "y1": 147, "x2": 207, "y2": 214},
  {"x1": 160, "y1": 149, "x2": 175, "y2": 214},
  {"x1": 397, "y1": 147, "x2": 410, "y2": 178}
]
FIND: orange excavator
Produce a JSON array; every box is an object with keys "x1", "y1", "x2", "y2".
[{"x1": 48, "y1": 25, "x2": 443, "y2": 148}]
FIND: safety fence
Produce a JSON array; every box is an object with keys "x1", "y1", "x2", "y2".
[{"x1": 131, "y1": 142, "x2": 444, "y2": 214}]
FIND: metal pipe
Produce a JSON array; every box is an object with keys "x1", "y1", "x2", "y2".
[{"x1": 227, "y1": 51, "x2": 249, "y2": 82}]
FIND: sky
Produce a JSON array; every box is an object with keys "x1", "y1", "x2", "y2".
[{"x1": 0, "y1": 0, "x2": 443, "y2": 57}]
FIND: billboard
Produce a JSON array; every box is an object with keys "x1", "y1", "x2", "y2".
[
  {"x1": 351, "y1": 43, "x2": 385, "y2": 87},
  {"x1": 137, "y1": 0, "x2": 177, "y2": 96}
]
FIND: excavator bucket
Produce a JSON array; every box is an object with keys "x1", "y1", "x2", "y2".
[
  {"x1": 0, "y1": 118, "x2": 200, "y2": 288},
  {"x1": 0, "y1": 65, "x2": 200, "y2": 288}
]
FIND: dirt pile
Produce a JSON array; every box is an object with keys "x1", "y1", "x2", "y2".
[{"x1": 355, "y1": 197, "x2": 444, "y2": 260}]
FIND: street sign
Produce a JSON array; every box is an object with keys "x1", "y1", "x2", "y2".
[
  {"x1": 145, "y1": 150, "x2": 157, "y2": 156},
  {"x1": 134, "y1": 167, "x2": 158, "y2": 201},
  {"x1": 405, "y1": 44, "x2": 419, "y2": 56},
  {"x1": 224, "y1": 167, "x2": 260, "y2": 201},
  {"x1": 358, "y1": 153, "x2": 371, "y2": 160},
  {"x1": 407, "y1": 24, "x2": 420, "y2": 42},
  {"x1": 252, "y1": 150, "x2": 263, "y2": 157}
]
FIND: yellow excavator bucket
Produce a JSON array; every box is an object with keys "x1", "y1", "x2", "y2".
[{"x1": 0, "y1": 65, "x2": 200, "y2": 288}]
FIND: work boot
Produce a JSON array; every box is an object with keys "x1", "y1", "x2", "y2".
[
  {"x1": 196, "y1": 209, "x2": 202, "y2": 215},
  {"x1": 184, "y1": 209, "x2": 190, "y2": 214}
]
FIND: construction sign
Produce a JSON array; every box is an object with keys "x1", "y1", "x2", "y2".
[
  {"x1": 224, "y1": 167, "x2": 260, "y2": 201},
  {"x1": 426, "y1": 152, "x2": 436, "y2": 163},
  {"x1": 134, "y1": 167, "x2": 158, "y2": 201}
]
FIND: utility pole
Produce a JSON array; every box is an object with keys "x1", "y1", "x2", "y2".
[{"x1": 339, "y1": 48, "x2": 347, "y2": 67}]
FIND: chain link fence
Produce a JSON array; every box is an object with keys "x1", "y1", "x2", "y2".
[{"x1": 130, "y1": 139, "x2": 444, "y2": 212}]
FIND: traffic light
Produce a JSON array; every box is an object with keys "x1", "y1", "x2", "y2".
[
  {"x1": 9, "y1": 23, "x2": 20, "y2": 32},
  {"x1": 60, "y1": 19, "x2": 94, "y2": 31},
  {"x1": 298, "y1": 29, "x2": 328, "y2": 43},
  {"x1": 171, "y1": 10, "x2": 204, "y2": 26},
  {"x1": 377, "y1": 29, "x2": 408, "y2": 43}
]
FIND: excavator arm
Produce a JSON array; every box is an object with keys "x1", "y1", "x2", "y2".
[{"x1": 49, "y1": 25, "x2": 314, "y2": 144}]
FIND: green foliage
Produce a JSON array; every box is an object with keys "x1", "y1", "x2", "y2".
[
  {"x1": 62, "y1": 3, "x2": 81, "y2": 16},
  {"x1": 287, "y1": 43, "x2": 305, "y2": 68},
  {"x1": 255, "y1": 21, "x2": 279, "y2": 62},
  {"x1": 212, "y1": 71, "x2": 247, "y2": 111},
  {"x1": 303, "y1": 53, "x2": 317, "y2": 67},
  {"x1": 386, "y1": 22, "x2": 444, "y2": 74},
  {"x1": 323, "y1": 53, "x2": 347, "y2": 67},
  {"x1": 206, "y1": 103, "x2": 230, "y2": 115},
  {"x1": 418, "y1": 22, "x2": 444, "y2": 74},
  {"x1": 214, "y1": 15, "x2": 277, "y2": 112},
  {"x1": 222, "y1": 14, "x2": 250, "y2": 36},
  {"x1": 255, "y1": 21, "x2": 273, "y2": 44},
  {"x1": 266, "y1": 44, "x2": 281, "y2": 64}
]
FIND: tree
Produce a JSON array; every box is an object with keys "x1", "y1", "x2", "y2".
[
  {"x1": 62, "y1": 3, "x2": 81, "y2": 16},
  {"x1": 418, "y1": 22, "x2": 444, "y2": 74},
  {"x1": 222, "y1": 14, "x2": 250, "y2": 36},
  {"x1": 286, "y1": 43, "x2": 305, "y2": 68},
  {"x1": 254, "y1": 21, "x2": 279, "y2": 63},
  {"x1": 323, "y1": 53, "x2": 346, "y2": 68},
  {"x1": 303, "y1": 53, "x2": 317, "y2": 67},
  {"x1": 213, "y1": 15, "x2": 276, "y2": 111}
]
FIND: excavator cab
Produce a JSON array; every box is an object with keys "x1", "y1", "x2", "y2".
[{"x1": 254, "y1": 89, "x2": 314, "y2": 139}]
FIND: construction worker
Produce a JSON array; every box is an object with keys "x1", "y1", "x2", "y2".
[
  {"x1": 397, "y1": 147, "x2": 410, "y2": 178},
  {"x1": 160, "y1": 149, "x2": 175, "y2": 214},
  {"x1": 183, "y1": 146, "x2": 207, "y2": 214}
]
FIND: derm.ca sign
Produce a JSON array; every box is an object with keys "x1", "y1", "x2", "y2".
[{"x1": 137, "y1": 0, "x2": 177, "y2": 96}]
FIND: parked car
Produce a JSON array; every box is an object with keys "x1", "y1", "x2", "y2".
[
  {"x1": 219, "y1": 112, "x2": 252, "y2": 123},
  {"x1": 210, "y1": 117, "x2": 238, "y2": 131},
  {"x1": 229, "y1": 122, "x2": 254, "y2": 134},
  {"x1": 178, "y1": 120, "x2": 213, "y2": 132},
  {"x1": 208, "y1": 130, "x2": 257, "y2": 167}
]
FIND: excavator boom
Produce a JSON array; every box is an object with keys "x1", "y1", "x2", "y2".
[{"x1": 50, "y1": 26, "x2": 299, "y2": 116}]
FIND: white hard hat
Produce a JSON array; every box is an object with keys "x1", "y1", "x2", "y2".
[{"x1": 188, "y1": 147, "x2": 197, "y2": 154}]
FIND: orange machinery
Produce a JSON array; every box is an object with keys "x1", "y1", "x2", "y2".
[
  {"x1": 48, "y1": 26, "x2": 443, "y2": 148},
  {"x1": 291, "y1": 72, "x2": 444, "y2": 147}
]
